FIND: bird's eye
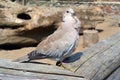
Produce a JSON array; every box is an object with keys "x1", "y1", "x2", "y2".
[{"x1": 66, "y1": 11, "x2": 69, "y2": 13}]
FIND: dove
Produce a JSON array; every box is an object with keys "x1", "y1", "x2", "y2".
[{"x1": 14, "y1": 8, "x2": 81, "y2": 66}]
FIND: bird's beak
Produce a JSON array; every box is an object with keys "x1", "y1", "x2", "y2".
[{"x1": 72, "y1": 13, "x2": 76, "y2": 16}]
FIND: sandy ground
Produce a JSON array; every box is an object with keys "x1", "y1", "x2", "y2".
[{"x1": 0, "y1": 15, "x2": 120, "y2": 65}]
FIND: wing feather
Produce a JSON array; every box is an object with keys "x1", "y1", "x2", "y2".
[{"x1": 36, "y1": 29, "x2": 78, "y2": 60}]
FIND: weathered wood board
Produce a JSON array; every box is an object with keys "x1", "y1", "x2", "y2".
[
  {"x1": 63, "y1": 32, "x2": 120, "y2": 80},
  {"x1": 106, "y1": 67, "x2": 120, "y2": 80},
  {"x1": 0, "y1": 59, "x2": 85, "y2": 80}
]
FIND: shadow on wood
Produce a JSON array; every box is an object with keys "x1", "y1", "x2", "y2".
[{"x1": 63, "y1": 52, "x2": 83, "y2": 63}]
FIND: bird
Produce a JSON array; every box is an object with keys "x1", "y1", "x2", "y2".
[{"x1": 14, "y1": 8, "x2": 81, "y2": 66}]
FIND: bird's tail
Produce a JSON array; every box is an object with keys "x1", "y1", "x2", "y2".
[
  {"x1": 13, "y1": 55, "x2": 30, "y2": 63},
  {"x1": 13, "y1": 50, "x2": 46, "y2": 63}
]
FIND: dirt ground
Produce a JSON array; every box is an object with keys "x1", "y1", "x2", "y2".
[{"x1": 0, "y1": 14, "x2": 120, "y2": 65}]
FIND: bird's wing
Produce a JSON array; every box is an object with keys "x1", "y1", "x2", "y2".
[{"x1": 36, "y1": 29, "x2": 77, "y2": 59}]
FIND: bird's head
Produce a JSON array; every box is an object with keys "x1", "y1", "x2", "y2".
[
  {"x1": 62, "y1": 8, "x2": 81, "y2": 33},
  {"x1": 63, "y1": 8, "x2": 76, "y2": 17}
]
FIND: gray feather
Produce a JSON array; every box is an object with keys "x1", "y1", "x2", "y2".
[
  {"x1": 13, "y1": 50, "x2": 47, "y2": 62},
  {"x1": 13, "y1": 55, "x2": 29, "y2": 62}
]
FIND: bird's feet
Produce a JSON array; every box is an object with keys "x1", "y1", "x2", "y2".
[
  {"x1": 56, "y1": 61, "x2": 62, "y2": 66},
  {"x1": 56, "y1": 61, "x2": 74, "y2": 72}
]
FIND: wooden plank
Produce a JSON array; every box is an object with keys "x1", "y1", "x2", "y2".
[
  {"x1": 0, "y1": 73, "x2": 45, "y2": 80},
  {"x1": 63, "y1": 32, "x2": 120, "y2": 71},
  {"x1": 76, "y1": 39, "x2": 120, "y2": 80},
  {"x1": 0, "y1": 59, "x2": 85, "y2": 80},
  {"x1": 62, "y1": 32, "x2": 120, "y2": 80},
  {"x1": 0, "y1": 69, "x2": 85, "y2": 80},
  {"x1": 106, "y1": 67, "x2": 120, "y2": 80}
]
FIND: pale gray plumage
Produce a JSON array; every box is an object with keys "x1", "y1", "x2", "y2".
[{"x1": 14, "y1": 8, "x2": 81, "y2": 65}]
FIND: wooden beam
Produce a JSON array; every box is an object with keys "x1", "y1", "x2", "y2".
[
  {"x1": 62, "y1": 32, "x2": 120, "y2": 80},
  {"x1": 0, "y1": 59, "x2": 85, "y2": 80},
  {"x1": 106, "y1": 67, "x2": 120, "y2": 80}
]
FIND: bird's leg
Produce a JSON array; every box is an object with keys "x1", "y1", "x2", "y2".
[
  {"x1": 56, "y1": 61, "x2": 62, "y2": 66},
  {"x1": 56, "y1": 61, "x2": 74, "y2": 72},
  {"x1": 21, "y1": 59, "x2": 31, "y2": 63}
]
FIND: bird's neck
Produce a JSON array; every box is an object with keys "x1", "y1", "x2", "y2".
[
  {"x1": 62, "y1": 15, "x2": 73, "y2": 22},
  {"x1": 59, "y1": 24, "x2": 79, "y2": 35}
]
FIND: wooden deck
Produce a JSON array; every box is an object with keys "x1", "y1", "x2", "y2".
[{"x1": 0, "y1": 32, "x2": 120, "y2": 80}]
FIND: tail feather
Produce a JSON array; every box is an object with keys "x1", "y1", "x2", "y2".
[
  {"x1": 13, "y1": 55, "x2": 30, "y2": 63},
  {"x1": 13, "y1": 50, "x2": 47, "y2": 63}
]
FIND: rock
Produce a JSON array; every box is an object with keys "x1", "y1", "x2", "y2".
[
  {"x1": 0, "y1": 1, "x2": 62, "y2": 47},
  {"x1": 83, "y1": 30, "x2": 99, "y2": 47},
  {"x1": 0, "y1": 1, "x2": 105, "y2": 48},
  {"x1": 119, "y1": 21, "x2": 120, "y2": 27},
  {"x1": 107, "y1": 15, "x2": 120, "y2": 27},
  {"x1": 103, "y1": 5, "x2": 113, "y2": 14},
  {"x1": 75, "y1": 5, "x2": 104, "y2": 33}
]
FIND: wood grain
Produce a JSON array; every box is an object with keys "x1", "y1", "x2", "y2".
[
  {"x1": 0, "y1": 59, "x2": 85, "y2": 80},
  {"x1": 63, "y1": 32, "x2": 120, "y2": 80}
]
